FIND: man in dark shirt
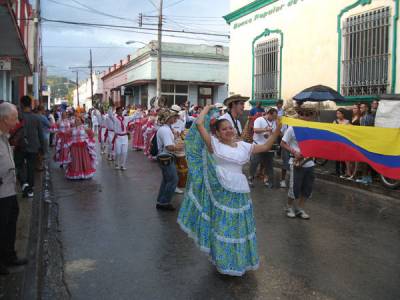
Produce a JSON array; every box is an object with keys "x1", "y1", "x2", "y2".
[
  {"x1": 249, "y1": 101, "x2": 265, "y2": 116},
  {"x1": 14, "y1": 96, "x2": 44, "y2": 198}
]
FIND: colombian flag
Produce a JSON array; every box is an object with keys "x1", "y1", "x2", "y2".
[{"x1": 282, "y1": 117, "x2": 400, "y2": 180}]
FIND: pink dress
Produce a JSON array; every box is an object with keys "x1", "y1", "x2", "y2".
[
  {"x1": 142, "y1": 119, "x2": 157, "y2": 159},
  {"x1": 65, "y1": 126, "x2": 97, "y2": 180},
  {"x1": 54, "y1": 119, "x2": 71, "y2": 165},
  {"x1": 131, "y1": 116, "x2": 146, "y2": 150}
]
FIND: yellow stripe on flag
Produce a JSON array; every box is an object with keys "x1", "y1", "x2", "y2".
[{"x1": 281, "y1": 117, "x2": 400, "y2": 156}]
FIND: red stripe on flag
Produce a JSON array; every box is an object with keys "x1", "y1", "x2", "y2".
[{"x1": 299, "y1": 140, "x2": 400, "y2": 180}]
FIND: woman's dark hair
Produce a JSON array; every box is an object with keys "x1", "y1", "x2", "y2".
[
  {"x1": 267, "y1": 108, "x2": 278, "y2": 115},
  {"x1": 20, "y1": 95, "x2": 32, "y2": 108},
  {"x1": 215, "y1": 119, "x2": 230, "y2": 131},
  {"x1": 336, "y1": 108, "x2": 346, "y2": 115}
]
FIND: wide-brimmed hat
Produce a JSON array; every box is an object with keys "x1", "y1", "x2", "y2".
[
  {"x1": 214, "y1": 102, "x2": 226, "y2": 111},
  {"x1": 223, "y1": 94, "x2": 249, "y2": 107},
  {"x1": 170, "y1": 104, "x2": 182, "y2": 113},
  {"x1": 158, "y1": 109, "x2": 179, "y2": 124}
]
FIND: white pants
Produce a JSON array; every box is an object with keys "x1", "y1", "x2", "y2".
[
  {"x1": 115, "y1": 135, "x2": 129, "y2": 168},
  {"x1": 107, "y1": 131, "x2": 115, "y2": 157}
]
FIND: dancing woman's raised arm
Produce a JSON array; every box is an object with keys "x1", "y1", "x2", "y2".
[{"x1": 196, "y1": 105, "x2": 214, "y2": 153}]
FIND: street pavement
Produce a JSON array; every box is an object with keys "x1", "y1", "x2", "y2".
[{"x1": 50, "y1": 149, "x2": 400, "y2": 300}]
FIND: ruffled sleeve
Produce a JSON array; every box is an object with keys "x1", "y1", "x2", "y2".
[{"x1": 238, "y1": 141, "x2": 254, "y2": 163}]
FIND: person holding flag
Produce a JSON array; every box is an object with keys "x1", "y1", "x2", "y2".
[{"x1": 281, "y1": 106, "x2": 316, "y2": 220}]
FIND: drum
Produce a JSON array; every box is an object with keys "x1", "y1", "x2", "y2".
[{"x1": 175, "y1": 152, "x2": 188, "y2": 188}]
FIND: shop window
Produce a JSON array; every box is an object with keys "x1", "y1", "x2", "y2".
[
  {"x1": 162, "y1": 83, "x2": 189, "y2": 107},
  {"x1": 198, "y1": 86, "x2": 213, "y2": 107},
  {"x1": 141, "y1": 85, "x2": 148, "y2": 108},
  {"x1": 254, "y1": 38, "x2": 279, "y2": 100},
  {"x1": 342, "y1": 7, "x2": 390, "y2": 96},
  {"x1": 176, "y1": 84, "x2": 188, "y2": 94},
  {"x1": 162, "y1": 84, "x2": 174, "y2": 93}
]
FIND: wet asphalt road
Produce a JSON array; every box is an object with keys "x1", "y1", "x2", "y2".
[{"x1": 51, "y1": 149, "x2": 400, "y2": 300}]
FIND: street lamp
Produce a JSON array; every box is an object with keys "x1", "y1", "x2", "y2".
[{"x1": 125, "y1": 40, "x2": 148, "y2": 46}]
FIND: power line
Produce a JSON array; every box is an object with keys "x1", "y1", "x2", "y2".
[
  {"x1": 41, "y1": 17, "x2": 230, "y2": 38},
  {"x1": 145, "y1": 0, "x2": 185, "y2": 14},
  {"x1": 69, "y1": 0, "x2": 134, "y2": 22},
  {"x1": 164, "y1": 14, "x2": 224, "y2": 19},
  {"x1": 46, "y1": 0, "x2": 135, "y2": 22},
  {"x1": 42, "y1": 20, "x2": 229, "y2": 44},
  {"x1": 43, "y1": 45, "x2": 130, "y2": 49}
]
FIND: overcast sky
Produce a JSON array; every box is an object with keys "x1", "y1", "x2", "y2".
[{"x1": 41, "y1": 0, "x2": 230, "y2": 81}]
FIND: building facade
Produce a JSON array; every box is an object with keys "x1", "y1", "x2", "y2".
[
  {"x1": 101, "y1": 42, "x2": 229, "y2": 108},
  {"x1": 0, "y1": 0, "x2": 37, "y2": 104},
  {"x1": 224, "y1": 0, "x2": 400, "y2": 105},
  {"x1": 73, "y1": 73, "x2": 103, "y2": 109}
]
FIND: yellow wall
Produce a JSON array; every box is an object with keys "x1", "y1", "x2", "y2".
[{"x1": 228, "y1": 0, "x2": 399, "y2": 102}]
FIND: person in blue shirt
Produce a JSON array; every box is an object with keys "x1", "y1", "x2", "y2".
[{"x1": 249, "y1": 101, "x2": 265, "y2": 116}]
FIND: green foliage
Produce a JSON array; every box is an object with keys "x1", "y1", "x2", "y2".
[{"x1": 47, "y1": 76, "x2": 75, "y2": 102}]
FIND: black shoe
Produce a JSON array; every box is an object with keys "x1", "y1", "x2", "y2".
[
  {"x1": 156, "y1": 204, "x2": 175, "y2": 211},
  {"x1": 6, "y1": 257, "x2": 28, "y2": 266},
  {"x1": 0, "y1": 263, "x2": 9, "y2": 275}
]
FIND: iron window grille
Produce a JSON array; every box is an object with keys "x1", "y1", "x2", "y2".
[
  {"x1": 254, "y1": 38, "x2": 280, "y2": 100},
  {"x1": 342, "y1": 7, "x2": 391, "y2": 96}
]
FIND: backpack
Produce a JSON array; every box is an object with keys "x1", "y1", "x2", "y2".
[{"x1": 149, "y1": 131, "x2": 159, "y2": 157}]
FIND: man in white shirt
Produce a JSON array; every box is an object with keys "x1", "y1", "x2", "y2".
[
  {"x1": 276, "y1": 99, "x2": 285, "y2": 118},
  {"x1": 156, "y1": 110, "x2": 184, "y2": 211},
  {"x1": 281, "y1": 107, "x2": 316, "y2": 220},
  {"x1": 108, "y1": 106, "x2": 139, "y2": 170},
  {"x1": 248, "y1": 108, "x2": 278, "y2": 188},
  {"x1": 219, "y1": 94, "x2": 249, "y2": 139}
]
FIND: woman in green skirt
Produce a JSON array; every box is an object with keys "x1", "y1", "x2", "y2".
[{"x1": 178, "y1": 105, "x2": 281, "y2": 276}]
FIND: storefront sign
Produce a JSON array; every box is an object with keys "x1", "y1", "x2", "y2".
[
  {"x1": 233, "y1": 0, "x2": 307, "y2": 30},
  {"x1": 0, "y1": 58, "x2": 11, "y2": 71}
]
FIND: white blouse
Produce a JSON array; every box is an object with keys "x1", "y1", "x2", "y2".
[{"x1": 211, "y1": 136, "x2": 253, "y2": 193}]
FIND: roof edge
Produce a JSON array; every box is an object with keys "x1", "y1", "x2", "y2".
[{"x1": 223, "y1": 0, "x2": 279, "y2": 24}]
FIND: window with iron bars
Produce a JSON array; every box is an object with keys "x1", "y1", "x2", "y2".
[
  {"x1": 254, "y1": 38, "x2": 279, "y2": 99},
  {"x1": 342, "y1": 7, "x2": 391, "y2": 96}
]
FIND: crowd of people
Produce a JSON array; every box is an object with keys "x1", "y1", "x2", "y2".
[{"x1": 0, "y1": 93, "x2": 382, "y2": 277}]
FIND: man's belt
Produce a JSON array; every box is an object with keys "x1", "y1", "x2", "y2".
[{"x1": 112, "y1": 133, "x2": 128, "y2": 150}]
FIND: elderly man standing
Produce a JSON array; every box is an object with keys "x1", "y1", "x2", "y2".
[{"x1": 0, "y1": 101, "x2": 28, "y2": 275}]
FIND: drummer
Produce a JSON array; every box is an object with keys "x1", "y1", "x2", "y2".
[{"x1": 155, "y1": 109, "x2": 184, "y2": 211}]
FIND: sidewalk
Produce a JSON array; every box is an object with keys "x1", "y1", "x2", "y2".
[
  {"x1": 0, "y1": 171, "x2": 44, "y2": 300},
  {"x1": 0, "y1": 198, "x2": 32, "y2": 299}
]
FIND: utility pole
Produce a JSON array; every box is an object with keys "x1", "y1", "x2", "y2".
[
  {"x1": 156, "y1": 0, "x2": 163, "y2": 98},
  {"x1": 89, "y1": 49, "x2": 94, "y2": 106},
  {"x1": 33, "y1": 0, "x2": 41, "y2": 102},
  {"x1": 72, "y1": 70, "x2": 80, "y2": 107}
]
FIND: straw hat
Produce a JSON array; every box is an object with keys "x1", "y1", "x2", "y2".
[
  {"x1": 170, "y1": 104, "x2": 182, "y2": 113},
  {"x1": 223, "y1": 94, "x2": 249, "y2": 107},
  {"x1": 158, "y1": 109, "x2": 178, "y2": 124}
]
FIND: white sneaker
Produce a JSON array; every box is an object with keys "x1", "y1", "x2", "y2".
[
  {"x1": 120, "y1": 166, "x2": 127, "y2": 171},
  {"x1": 175, "y1": 188, "x2": 184, "y2": 194},
  {"x1": 115, "y1": 165, "x2": 120, "y2": 170},
  {"x1": 296, "y1": 209, "x2": 310, "y2": 220},
  {"x1": 286, "y1": 207, "x2": 296, "y2": 218},
  {"x1": 22, "y1": 183, "x2": 29, "y2": 192},
  {"x1": 280, "y1": 180, "x2": 287, "y2": 188}
]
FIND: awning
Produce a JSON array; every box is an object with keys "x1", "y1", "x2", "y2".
[{"x1": 0, "y1": 2, "x2": 32, "y2": 76}]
